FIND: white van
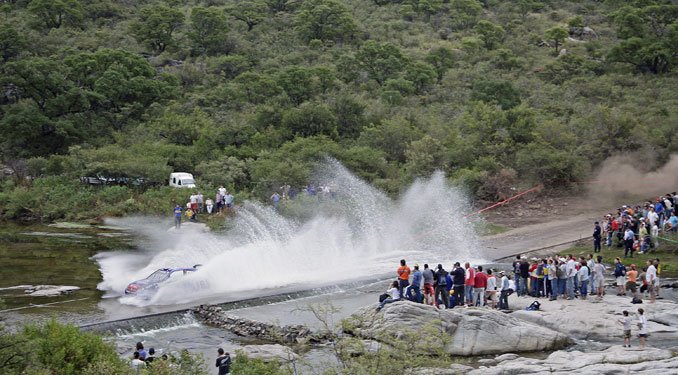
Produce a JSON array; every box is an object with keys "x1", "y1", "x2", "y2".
[{"x1": 169, "y1": 172, "x2": 196, "y2": 188}]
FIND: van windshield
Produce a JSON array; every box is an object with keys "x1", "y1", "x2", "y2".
[{"x1": 182, "y1": 179, "x2": 195, "y2": 185}]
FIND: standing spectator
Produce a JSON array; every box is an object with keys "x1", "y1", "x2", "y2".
[
  {"x1": 270, "y1": 192, "x2": 281, "y2": 209},
  {"x1": 637, "y1": 308, "x2": 648, "y2": 348},
  {"x1": 145, "y1": 348, "x2": 156, "y2": 365},
  {"x1": 512, "y1": 255, "x2": 522, "y2": 297},
  {"x1": 519, "y1": 257, "x2": 530, "y2": 297},
  {"x1": 626, "y1": 264, "x2": 638, "y2": 300},
  {"x1": 605, "y1": 215, "x2": 613, "y2": 247},
  {"x1": 586, "y1": 254, "x2": 596, "y2": 295},
  {"x1": 646, "y1": 260, "x2": 657, "y2": 303},
  {"x1": 557, "y1": 258, "x2": 568, "y2": 298},
  {"x1": 593, "y1": 221, "x2": 602, "y2": 253},
  {"x1": 397, "y1": 259, "x2": 411, "y2": 297},
  {"x1": 173, "y1": 204, "x2": 182, "y2": 229},
  {"x1": 614, "y1": 257, "x2": 627, "y2": 295},
  {"x1": 498, "y1": 271, "x2": 511, "y2": 310},
  {"x1": 406, "y1": 264, "x2": 422, "y2": 303},
  {"x1": 434, "y1": 264, "x2": 449, "y2": 309},
  {"x1": 452, "y1": 262, "x2": 465, "y2": 306},
  {"x1": 135, "y1": 342, "x2": 148, "y2": 360},
  {"x1": 464, "y1": 263, "x2": 475, "y2": 305},
  {"x1": 224, "y1": 191, "x2": 234, "y2": 209},
  {"x1": 578, "y1": 260, "x2": 590, "y2": 300},
  {"x1": 206, "y1": 198, "x2": 214, "y2": 214},
  {"x1": 618, "y1": 311, "x2": 632, "y2": 348},
  {"x1": 190, "y1": 193, "x2": 198, "y2": 213},
  {"x1": 473, "y1": 266, "x2": 488, "y2": 307},
  {"x1": 485, "y1": 269, "x2": 497, "y2": 309},
  {"x1": 216, "y1": 348, "x2": 231, "y2": 375},
  {"x1": 623, "y1": 227, "x2": 635, "y2": 258},
  {"x1": 592, "y1": 255, "x2": 606, "y2": 299},
  {"x1": 218, "y1": 186, "x2": 226, "y2": 197},
  {"x1": 548, "y1": 259, "x2": 558, "y2": 301},
  {"x1": 215, "y1": 191, "x2": 224, "y2": 212},
  {"x1": 422, "y1": 264, "x2": 435, "y2": 306},
  {"x1": 566, "y1": 255, "x2": 576, "y2": 300},
  {"x1": 196, "y1": 192, "x2": 204, "y2": 213}
]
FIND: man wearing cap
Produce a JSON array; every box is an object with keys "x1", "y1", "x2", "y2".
[{"x1": 593, "y1": 221, "x2": 602, "y2": 253}]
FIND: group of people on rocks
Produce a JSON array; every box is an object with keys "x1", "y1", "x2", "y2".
[
  {"x1": 511, "y1": 254, "x2": 661, "y2": 304},
  {"x1": 173, "y1": 187, "x2": 235, "y2": 228},
  {"x1": 377, "y1": 251, "x2": 663, "y2": 313},
  {"x1": 594, "y1": 192, "x2": 678, "y2": 257},
  {"x1": 270, "y1": 183, "x2": 337, "y2": 208},
  {"x1": 129, "y1": 342, "x2": 231, "y2": 375},
  {"x1": 377, "y1": 259, "x2": 513, "y2": 311}
]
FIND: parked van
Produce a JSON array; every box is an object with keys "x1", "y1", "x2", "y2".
[{"x1": 169, "y1": 172, "x2": 196, "y2": 188}]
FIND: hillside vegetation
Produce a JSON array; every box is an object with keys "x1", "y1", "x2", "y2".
[{"x1": 0, "y1": 0, "x2": 676, "y2": 221}]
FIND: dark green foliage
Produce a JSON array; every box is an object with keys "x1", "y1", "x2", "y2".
[
  {"x1": 471, "y1": 80, "x2": 521, "y2": 110},
  {"x1": 132, "y1": 5, "x2": 184, "y2": 53},
  {"x1": 0, "y1": 0, "x2": 676, "y2": 218},
  {"x1": 27, "y1": 0, "x2": 84, "y2": 30},
  {"x1": 189, "y1": 7, "x2": 229, "y2": 55},
  {"x1": 227, "y1": 1, "x2": 267, "y2": 32},
  {"x1": 295, "y1": 0, "x2": 357, "y2": 43}
]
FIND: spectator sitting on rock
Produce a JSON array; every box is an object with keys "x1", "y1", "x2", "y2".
[{"x1": 376, "y1": 280, "x2": 401, "y2": 311}]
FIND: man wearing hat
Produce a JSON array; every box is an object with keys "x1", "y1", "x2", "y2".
[
  {"x1": 593, "y1": 221, "x2": 602, "y2": 253},
  {"x1": 498, "y1": 271, "x2": 511, "y2": 310}
]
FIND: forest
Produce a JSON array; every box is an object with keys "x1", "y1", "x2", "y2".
[{"x1": 0, "y1": 0, "x2": 676, "y2": 221}]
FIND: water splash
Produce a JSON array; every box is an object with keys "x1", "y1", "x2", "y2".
[{"x1": 96, "y1": 159, "x2": 482, "y2": 306}]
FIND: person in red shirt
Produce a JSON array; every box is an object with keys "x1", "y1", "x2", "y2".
[
  {"x1": 464, "y1": 262, "x2": 475, "y2": 305},
  {"x1": 397, "y1": 259, "x2": 411, "y2": 297},
  {"x1": 473, "y1": 265, "x2": 488, "y2": 306}
]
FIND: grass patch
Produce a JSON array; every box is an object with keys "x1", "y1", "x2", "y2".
[
  {"x1": 475, "y1": 221, "x2": 510, "y2": 236},
  {"x1": 565, "y1": 233, "x2": 678, "y2": 278}
]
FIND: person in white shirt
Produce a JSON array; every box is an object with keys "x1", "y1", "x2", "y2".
[
  {"x1": 376, "y1": 280, "x2": 401, "y2": 311},
  {"x1": 646, "y1": 260, "x2": 657, "y2": 303},
  {"x1": 578, "y1": 260, "x2": 590, "y2": 300},
  {"x1": 566, "y1": 255, "x2": 576, "y2": 299},
  {"x1": 592, "y1": 255, "x2": 606, "y2": 299},
  {"x1": 131, "y1": 351, "x2": 146, "y2": 373},
  {"x1": 485, "y1": 269, "x2": 497, "y2": 308},
  {"x1": 637, "y1": 308, "x2": 648, "y2": 348}
]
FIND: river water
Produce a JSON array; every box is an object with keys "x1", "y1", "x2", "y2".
[{"x1": 1, "y1": 163, "x2": 491, "y2": 373}]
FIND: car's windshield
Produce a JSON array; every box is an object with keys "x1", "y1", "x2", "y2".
[
  {"x1": 145, "y1": 270, "x2": 170, "y2": 283},
  {"x1": 181, "y1": 179, "x2": 195, "y2": 184}
]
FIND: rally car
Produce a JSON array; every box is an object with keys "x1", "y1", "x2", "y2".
[{"x1": 124, "y1": 265, "x2": 201, "y2": 295}]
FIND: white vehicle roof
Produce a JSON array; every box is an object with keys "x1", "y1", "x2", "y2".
[{"x1": 170, "y1": 172, "x2": 194, "y2": 178}]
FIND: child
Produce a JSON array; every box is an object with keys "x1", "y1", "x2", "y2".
[
  {"x1": 618, "y1": 310, "x2": 632, "y2": 347},
  {"x1": 637, "y1": 308, "x2": 648, "y2": 348}
]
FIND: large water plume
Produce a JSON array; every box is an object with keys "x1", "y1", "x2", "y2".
[{"x1": 96, "y1": 160, "x2": 482, "y2": 306}]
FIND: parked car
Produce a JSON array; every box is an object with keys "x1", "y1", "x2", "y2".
[{"x1": 169, "y1": 172, "x2": 196, "y2": 188}]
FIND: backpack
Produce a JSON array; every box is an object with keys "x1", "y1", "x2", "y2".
[
  {"x1": 631, "y1": 297, "x2": 643, "y2": 304},
  {"x1": 379, "y1": 293, "x2": 389, "y2": 303},
  {"x1": 525, "y1": 301, "x2": 541, "y2": 311}
]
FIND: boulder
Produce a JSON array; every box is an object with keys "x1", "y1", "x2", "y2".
[
  {"x1": 509, "y1": 295, "x2": 678, "y2": 341},
  {"x1": 468, "y1": 345, "x2": 676, "y2": 374},
  {"x1": 344, "y1": 301, "x2": 571, "y2": 356},
  {"x1": 240, "y1": 344, "x2": 299, "y2": 363}
]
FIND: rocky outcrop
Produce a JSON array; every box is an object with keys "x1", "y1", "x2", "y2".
[
  {"x1": 509, "y1": 295, "x2": 678, "y2": 341},
  {"x1": 343, "y1": 301, "x2": 571, "y2": 356},
  {"x1": 469, "y1": 345, "x2": 677, "y2": 374},
  {"x1": 193, "y1": 305, "x2": 324, "y2": 344},
  {"x1": 240, "y1": 344, "x2": 299, "y2": 362}
]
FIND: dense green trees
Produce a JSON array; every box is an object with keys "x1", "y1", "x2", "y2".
[{"x1": 0, "y1": 0, "x2": 676, "y2": 220}]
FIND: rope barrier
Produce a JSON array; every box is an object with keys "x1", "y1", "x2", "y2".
[{"x1": 464, "y1": 184, "x2": 543, "y2": 218}]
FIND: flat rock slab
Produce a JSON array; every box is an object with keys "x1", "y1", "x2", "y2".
[
  {"x1": 509, "y1": 295, "x2": 678, "y2": 341},
  {"x1": 470, "y1": 345, "x2": 676, "y2": 374},
  {"x1": 345, "y1": 301, "x2": 571, "y2": 356}
]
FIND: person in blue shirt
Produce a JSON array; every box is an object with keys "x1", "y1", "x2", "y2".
[
  {"x1": 173, "y1": 205, "x2": 182, "y2": 229},
  {"x1": 406, "y1": 264, "x2": 422, "y2": 303}
]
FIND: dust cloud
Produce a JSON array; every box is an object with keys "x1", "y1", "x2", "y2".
[{"x1": 588, "y1": 154, "x2": 678, "y2": 202}]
